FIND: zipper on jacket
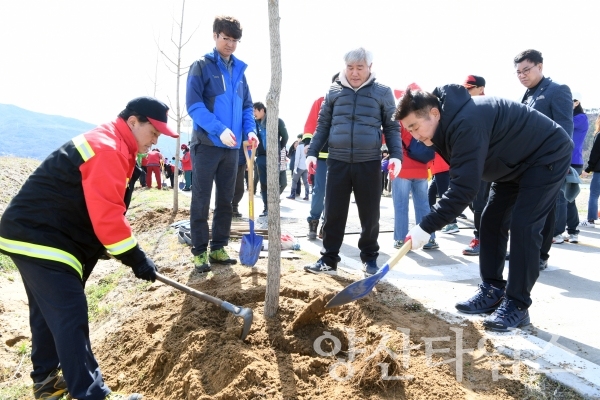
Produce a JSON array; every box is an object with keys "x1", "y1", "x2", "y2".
[
  {"x1": 350, "y1": 92, "x2": 358, "y2": 163},
  {"x1": 222, "y1": 75, "x2": 226, "y2": 91}
]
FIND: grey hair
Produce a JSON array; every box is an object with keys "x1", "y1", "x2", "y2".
[{"x1": 343, "y1": 47, "x2": 373, "y2": 66}]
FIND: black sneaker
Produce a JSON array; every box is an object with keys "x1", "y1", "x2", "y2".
[
  {"x1": 539, "y1": 259, "x2": 548, "y2": 271},
  {"x1": 260, "y1": 209, "x2": 268, "y2": 217},
  {"x1": 483, "y1": 298, "x2": 530, "y2": 332},
  {"x1": 232, "y1": 211, "x2": 242, "y2": 218},
  {"x1": 33, "y1": 369, "x2": 68, "y2": 400},
  {"x1": 304, "y1": 259, "x2": 337, "y2": 275},
  {"x1": 455, "y1": 282, "x2": 505, "y2": 314},
  {"x1": 363, "y1": 260, "x2": 379, "y2": 276}
]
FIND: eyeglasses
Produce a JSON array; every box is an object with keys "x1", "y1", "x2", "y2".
[
  {"x1": 218, "y1": 34, "x2": 240, "y2": 44},
  {"x1": 515, "y1": 65, "x2": 537, "y2": 77}
]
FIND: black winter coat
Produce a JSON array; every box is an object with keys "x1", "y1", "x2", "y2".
[
  {"x1": 308, "y1": 78, "x2": 401, "y2": 163},
  {"x1": 419, "y1": 84, "x2": 573, "y2": 234},
  {"x1": 585, "y1": 133, "x2": 600, "y2": 173}
]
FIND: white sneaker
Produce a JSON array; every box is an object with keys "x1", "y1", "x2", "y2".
[
  {"x1": 568, "y1": 234, "x2": 579, "y2": 243},
  {"x1": 552, "y1": 235, "x2": 564, "y2": 244},
  {"x1": 579, "y1": 221, "x2": 596, "y2": 228}
]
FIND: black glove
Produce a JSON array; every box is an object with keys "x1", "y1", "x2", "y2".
[
  {"x1": 116, "y1": 245, "x2": 157, "y2": 282},
  {"x1": 129, "y1": 256, "x2": 156, "y2": 282}
]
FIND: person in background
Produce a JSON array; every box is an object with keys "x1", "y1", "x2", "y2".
[
  {"x1": 186, "y1": 15, "x2": 259, "y2": 272},
  {"x1": 287, "y1": 133, "x2": 310, "y2": 200},
  {"x1": 0, "y1": 96, "x2": 178, "y2": 400},
  {"x1": 304, "y1": 47, "x2": 402, "y2": 276},
  {"x1": 279, "y1": 145, "x2": 288, "y2": 194},
  {"x1": 288, "y1": 134, "x2": 302, "y2": 196},
  {"x1": 253, "y1": 101, "x2": 289, "y2": 217},
  {"x1": 304, "y1": 73, "x2": 340, "y2": 240},
  {"x1": 163, "y1": 157, "x2": 174, "y2": 189},
  {"x1": 381, "y1": 150, "x2": 390, "y2": 193},
  {"x1": 462, "y1": 75, "x2": 488, "y2": 256},
  {"x1": 138, "y1": 152, "x2": 147, "y2": 188},
  {"x1": 145, "y1": 148, "x2": 163, "y2": 189},
  {"x1": 391, "y1": 85, "x2": 431, "y2": 250},
  {"x1": 556, "y1": 92, "x2": 589, "y2": 242},
  {"x1": 514, "y1": 49, "x2": 573, "y2": 270},
  {"x1": 582, "y1": 114, "x2": 600, "y2": 227},
  {"x1": 181, "y1": 143, "x2": 193, "y2": 191}
]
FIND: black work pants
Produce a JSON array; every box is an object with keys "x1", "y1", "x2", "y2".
[
  {"x1": 321, "y1": 159, "x2": 381, "y2": 264},
  {"x1": 232, "y1": 163, "x2": 246, "y2": 211},
  {"x1": 472, "y1": 180, "x2": 491, "y2": 238},
  {"x1": 479, "y1": 155, "x2": 570, "y2": 309},
  {"x1": 13, "y1": 256, "x2": 110, "y2": 400}
]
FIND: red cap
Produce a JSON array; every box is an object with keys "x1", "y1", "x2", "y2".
[{"x1": 125, "y1": 96, "x2": 179, "y2": 138}]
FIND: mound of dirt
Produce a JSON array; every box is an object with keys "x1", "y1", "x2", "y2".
[{"x1": 91, "y1": 211, "x2": 529, "y2": 400}]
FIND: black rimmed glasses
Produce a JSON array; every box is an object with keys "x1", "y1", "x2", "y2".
[
  {"x1": 515, "y1": 65, "x2": 537, "y2": 77},
  {"x1": 218, "y1": 34, "x2": 240, "y2": 45}
]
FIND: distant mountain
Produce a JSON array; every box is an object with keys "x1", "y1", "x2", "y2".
[{"x1": 0, "y1": 104, "x2": 95, "y2": 160}]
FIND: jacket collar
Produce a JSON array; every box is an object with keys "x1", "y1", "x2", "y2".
[
  {"x1": 339, "y1": 70, "x2": 376, "y2": 91},
  {"x1": 114, "y1": 118, "x2": 139, "y2": 156}
]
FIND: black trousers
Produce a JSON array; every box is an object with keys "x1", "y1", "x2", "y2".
[
  {"x1": 472, "y1": 180, "x2": 491, "y2": 238},
  {"x1": 13, "y1": 256, "x2": 110, "y2": 399},
  {"x1": 232, "y1": 163, "x2": 245, "y2": 211},
  {"x1": 479, "y1": 155, "x2": 570, "y2": 309},
  {"x1": 321, "y1": 159, "x2": 381, "y2": 264}
]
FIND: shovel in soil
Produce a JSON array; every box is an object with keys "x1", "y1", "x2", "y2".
[
  {"x1": 325, "y1": 240, "x2": 412, "y2": 309},
  {"x1": 240, "y1": 141, "x2": 263, "y2": 266},
  {"x1": 155, "y1": 273, "x2": 253, "y2": 340}
]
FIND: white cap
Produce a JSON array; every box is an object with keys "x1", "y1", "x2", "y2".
[{"x1": 572, "y1": 91, "x2": 582, "y2": 101}]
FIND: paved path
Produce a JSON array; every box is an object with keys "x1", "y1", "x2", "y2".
[{"x1": 195, "y1": 185, "x2": 600, "y2": 398}]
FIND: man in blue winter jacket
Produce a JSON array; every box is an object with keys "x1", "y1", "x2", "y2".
[{"x1": 186, "y1": 15, "x2": 259, "y2": 272}]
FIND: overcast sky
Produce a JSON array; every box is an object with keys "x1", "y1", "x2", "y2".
[{"x1": 1, "y1": 0, "x2": 598, "y2": 151}]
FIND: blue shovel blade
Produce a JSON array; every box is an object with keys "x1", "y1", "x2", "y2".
[
  {"x1": 325, "y1": 264, "x2": 390, "y2": 309},
  {"x1": 240, "y1": 233, "x2": 263, "y2": 266}
]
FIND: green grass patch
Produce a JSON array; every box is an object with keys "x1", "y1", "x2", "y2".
[
  {"x1": 0, "y1": 253, "x2": 17, "y2": 272},
  {"x1": 85, "y1": 267, "x2": 127, "y2": 322},
  {"x1": 0, "y1": 382, "x2": 31, "y2": 400}
]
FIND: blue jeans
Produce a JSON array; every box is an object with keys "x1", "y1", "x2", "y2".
[
  {"x1": 588, "y1": 172, "x2": 600, "y2": 222},
  {"x1": 307, "y1": 158, "x2": 328, "y2": 222},
  {"x1": 392, "y1": 178, "x2": 430, "y2": 241},
  {"x1": 190, "y1": 144, "x2": 238, "y2": 254}
]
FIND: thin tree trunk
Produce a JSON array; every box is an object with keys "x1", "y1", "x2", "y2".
[
  {"x1": 264, "y1": 0, "x2": 282, "y2": 318},
  {"x1": 171, "y1": 0, "x2": 186, "y2": 213}
]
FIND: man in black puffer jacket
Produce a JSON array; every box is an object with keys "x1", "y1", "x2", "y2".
[
  {"x1": 304, "y1": 47, "x2": 402, "y2": 276},
  {"x1": 395, "y1": 85, "x2": 572, "y2": 332}
]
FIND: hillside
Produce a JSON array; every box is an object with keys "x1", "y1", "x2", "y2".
[{"x1": 0, "y1": 104, "x2": 95, "y2": 160}]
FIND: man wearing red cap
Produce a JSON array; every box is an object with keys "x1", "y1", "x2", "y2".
[{"x1": 0, "y1": 96, "x2": 178, "y2": 400}]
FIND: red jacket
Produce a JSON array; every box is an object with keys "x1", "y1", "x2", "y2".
[
  {"x1": 181, "y1": 150, "x2": 192, "y2": 171},
  {"x1": 0, "y1": 118, "x2": 142, "y2": 279},
  {"x1": 399, "y1": 127, "x2": 430, "y2": 179},
  {"x1": 430, "y1": 153, "x2": 450, "y2": 175},
  {"x1": 146, "y1": 149, "x2": 163, "y2": 166}
]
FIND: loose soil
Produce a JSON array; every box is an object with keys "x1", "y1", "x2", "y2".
[{"x1": 0, "y1": 156, "x2": 581, "y2": 399}]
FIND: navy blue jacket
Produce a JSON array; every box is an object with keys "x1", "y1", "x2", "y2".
[
  {"x1": 420, "y1": 84, "x2": 573, "y2": 234},
  {"x1": 523, "y1": 77, "x2": 573, "y2": 137}
]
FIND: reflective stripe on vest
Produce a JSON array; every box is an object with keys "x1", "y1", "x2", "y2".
[
  {"x1": 105, "y1": 236, "x2": 137, "y2": 256},
  {"x1": 0, "y1": 236, "x2": 83, "y2": 278},
  {"x1": 72, "y1": 134, "x2": 95, "y2": 162}
]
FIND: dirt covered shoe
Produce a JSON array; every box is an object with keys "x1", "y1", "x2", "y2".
[
  {"x1": 304, "y1": 259, "x2": 337, "y2": 275},
  {"x1": 209, "y1": 248, "x2": 237, "y2": 265},
  {"x1": 105, "y1": 393, "x2": 144, "y2": 400},
  {"x1": 463, "y1": 238, "x2": 480, "y2": 256},
  {"x1": 33, "y1": 369, "x2": 68, "y2": 400},
  {"x1": 455, "y1": 282, "x2": 505, "y2": 314},
  {"x1": 193, "y1": 252, "x2": 211, "y2": 273},
  {"x1": 483, "y1": 298, "x2": 530, "y2": 332}
]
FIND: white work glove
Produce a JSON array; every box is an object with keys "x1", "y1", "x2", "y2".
[
  {"x1": 306, "y1": 156, "x2": 317, "y2": 174},
  {"x1": 405, "y1": 225, "x2": 430, "y2": 250},
  {"x1": 220, "y1": 128, "x2": 237, "y2": 147},
  {"x1": 248, "y1": 131, "x2": 259, "y2": 149},
  {"x1": 388, "y1": 158, "x2": 402, "y2": 179}
]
